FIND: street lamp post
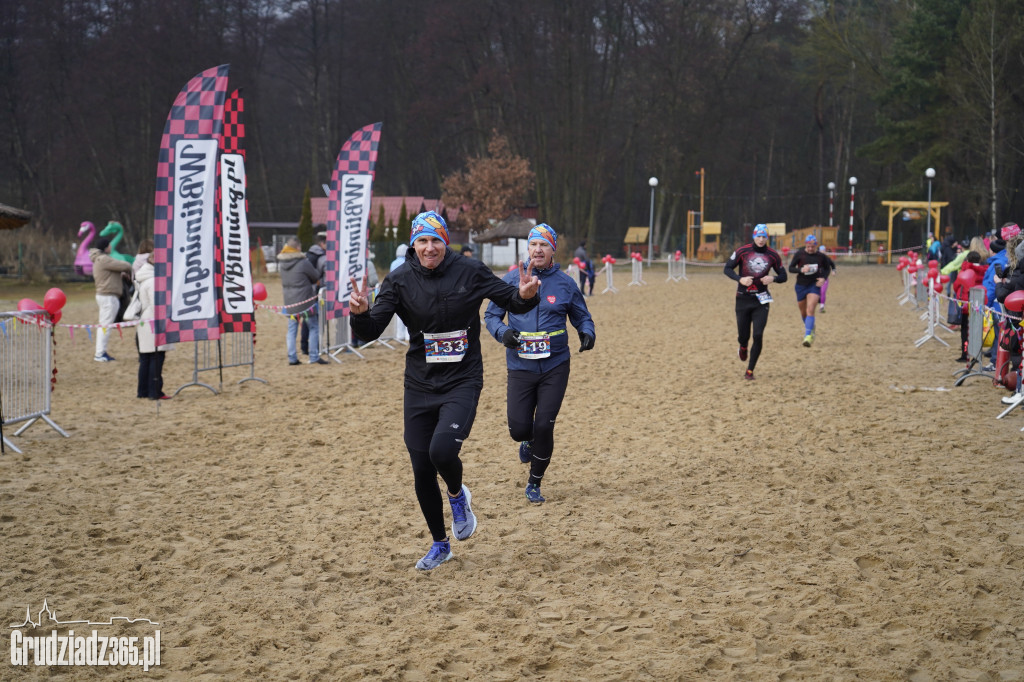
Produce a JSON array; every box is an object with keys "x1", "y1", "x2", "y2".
[
  {"x1": 925, "y1": 168, "x2": 935, "y2": 249},
  {"x1": 848, "y1": 177, "x2": 858, "y2": 254},
  {"x1": 827, "y1": 181, "x2": 835, "y2": 227},
  {"x1": 648, "y1": 177, "x2": 658, "y2": 266}
]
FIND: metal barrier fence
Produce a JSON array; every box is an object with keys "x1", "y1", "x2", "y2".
[
  {"x1": 666, "y1": 254, "x2": 687, "y2": 282},
  {"x1": 173, "y1": 331, "x2": 266, "y2": 396},
  {"x1": 0, "y1": 311, "x2": 68, "y2": 454},
  {"x1": 319, "y1": 287, "x2": 407, "y2": 362},
  {"x1": 628, "y1": 258, "x2": 646, "y2": 287}
]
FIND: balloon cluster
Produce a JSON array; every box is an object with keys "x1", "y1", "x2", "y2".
[
  {"x1": 896, "y1": 253, "x2": 949, "y2": 292},
  {"x1": 924, "y1": 259, "x2": 950, "y2": 293},
  {"x1": 19, "y1": 288, "x2": 67, "y2": 324},
  {"x1": 782, "y1": 246, "x2": 790, "y2": 257},
  {"x1": 630, "y1": 252, "x2": 643, "y2": 261},
  {"x1": 572, "y1": 256, "x2": 583, "y2": 268},
  {"x1": 601, "y1": 254, "x2": 616, "y2": 265},
  {"x1": 674, "y1": 250, "x2": 682, "y2": 261}
]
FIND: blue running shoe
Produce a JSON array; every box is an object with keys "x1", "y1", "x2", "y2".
[
  {"x1": 519, "y1": 441, "x2": 532, "y2": 464},
  {"x1": 415, "y1": 540, "x2": 453, "y2": 570},
  {"x1": 525, "y1": 483, "x2": 545, "y2": 504},
  {"x1": 449, "y1": 485, "x2": 477, "y2": 541}
]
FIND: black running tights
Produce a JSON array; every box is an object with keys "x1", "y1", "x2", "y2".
[
  {"x1": 506, "y1": 362, "x2": 571, "y2": 486},
  {"x1": 735, "y1": 296, "x2": 770, "y2": 372},
  {"x1": 404, "y1": 385, "x2": 479, "y2": 542}
]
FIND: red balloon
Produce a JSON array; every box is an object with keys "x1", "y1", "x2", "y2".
[
  {"x1": 927, "y1": 268, "x2": 938, "y2": 280},
  {"x1": 43, "y1": 288, "x2": 66, "y2": 314},
  {"x1": 17, "y1": 298, "x2": 43, "y2": 312},
  {"x1": 933, "y1": 281, "x2": 943, "y2": 293},
  {"x1": 928, "y1": 259, "x2": 938, "y2": 268},
  {"x1": 956, "y1": 269, "x2": 976, "y2": 287},
  {"x1": 782, "y1": 247, "x2": 790, "y2": 256},
  {"x1": 1002, "y1": 371, "x2": 1019, "y2": 392},
  {"x1": 896, "y1": 263, "x2": 905, "y2": 271},
  {"x1": 939, "y1": 274, "x2": 950, "y2": 284},
  {"x1": 908, "y1": 265, "x2": 918, "y2": 274},
  {"x1": 610, "y1": 257, "x2": 617, "y2": 264},
  {"x1": 899, "y1": 256, "x2": 909, "y2": 265},
  {"x1": 252, "y1": 282, "x2": 268, "y2": 301},
  {"x1": 1004, "y1": 290, "x2": 1024, "y2": 313},
  {"x1": 49, "y1": 310, "x2": 62, "y2": 324},
  {"x1": 674, "y1": 252, "x2": 681, "y2": 261}
]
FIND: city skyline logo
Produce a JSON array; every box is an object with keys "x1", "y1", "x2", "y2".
[
  {"x1": 9, "y1": 599, "x2": 159, "y2": 629},
  {"x1": 9, "y1": 599, "x2": 161, "y2": 671}
]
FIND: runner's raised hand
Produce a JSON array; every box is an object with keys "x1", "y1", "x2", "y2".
[
  {"x1": 519, "y1": 260, "x2": 540, "y2": 299},
  {"x1": 349, "y1": 276, "x2": 369, "y2": 314}
]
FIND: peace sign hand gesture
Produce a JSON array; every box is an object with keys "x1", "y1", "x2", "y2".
[
  {"x1": 349, "y1": 277, "x2": 369, "y2": 314},
  {"x1": 519, "y1": 260, "x2": 541, "y2": 299}
]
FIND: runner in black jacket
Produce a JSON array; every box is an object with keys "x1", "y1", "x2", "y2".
[
  {"x1": 349, "y1": 211, "x2": 540, "y2": 570},
  {"x1": 723, "y1": 224, "x2": 788, "y2": 380},
  {"x1": 787, "y1": 233, "x2": 832, "y2": 347}
]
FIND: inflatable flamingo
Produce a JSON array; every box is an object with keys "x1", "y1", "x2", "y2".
[
  {"x1": 74, "y1": 221, "x2": 96, "y2": 276},
  {"x1": 100, "y1": 220, "x2": 133, "y2": 263}
]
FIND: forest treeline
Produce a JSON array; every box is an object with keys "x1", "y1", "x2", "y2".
[{"x1": 2, "y1": 0, "x2": 1023, "y2": 256}]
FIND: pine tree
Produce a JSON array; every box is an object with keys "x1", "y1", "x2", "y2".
[
  {"x1": 369, "y1": 203, "x2": 387, "y2": 241},
  {"x1": 297, "y1": 185, "x2": 313, "y2": 250},
  {"x1": 397, "y1": 201, "x2": 410, "y2": 242}
]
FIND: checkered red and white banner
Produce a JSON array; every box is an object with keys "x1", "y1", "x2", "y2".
[
  {"x1": 152, "y1": 65, "x2": 230, "y2": 346},
  {"x1": 323, "y1": 123, "x2": 382, "y2": 321}
]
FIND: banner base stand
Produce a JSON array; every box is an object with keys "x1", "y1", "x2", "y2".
[{"x1": 13, "y1": 414, "x2": 69, "y2": 439}]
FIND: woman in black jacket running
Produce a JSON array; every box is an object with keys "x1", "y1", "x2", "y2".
[{"x1": 349, "y1": 211, "x2": 540, "y2": 570}]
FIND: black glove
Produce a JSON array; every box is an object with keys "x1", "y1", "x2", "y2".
[
  {"x1": 502, "y1": 328, "x2": 521, "y2": 349},
  {"x1": 578, "y1": 332, "x2": 595, "y2": 352}
]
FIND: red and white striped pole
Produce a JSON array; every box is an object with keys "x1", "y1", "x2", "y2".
[
  {"x1": 848, "y1": 176, "x2": 858, "y2": 254},
  {"x1": 827, "y1": 181, "x2": 835, "y2": 227}
]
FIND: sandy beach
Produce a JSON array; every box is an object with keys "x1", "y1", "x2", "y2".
[{"x1": 2, "y1": 263, "x2": 1022, "y2": 680}]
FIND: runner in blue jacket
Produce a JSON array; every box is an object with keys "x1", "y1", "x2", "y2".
[{"x1": 485, "y1": 224, "x2": 596, "y2": 504}]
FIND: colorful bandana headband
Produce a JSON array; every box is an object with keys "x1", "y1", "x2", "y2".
[
  {"x1": 409, "y1": 211, "x2": 450, "y2": 245},
  {"x1": 752, "y1": 224, "x2": 768, "y2": 238},
  {"x1": 528, "y1": 223, "x2": 557, "y2": 251},
  {"x1": 805, "y1": 234, "x2": 817, "y2": 243},
  {"x1": 1001, "y1": 223, "x2": 1021, "y2": 240}
]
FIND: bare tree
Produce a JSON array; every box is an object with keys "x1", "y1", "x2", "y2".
[{"x1": 440, "y1": 132, "x2": 535, "y2": 233}]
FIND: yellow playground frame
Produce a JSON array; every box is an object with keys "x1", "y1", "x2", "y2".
[{"x1": 881, "y1": 200, "x2": 949, "y2": 264}]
